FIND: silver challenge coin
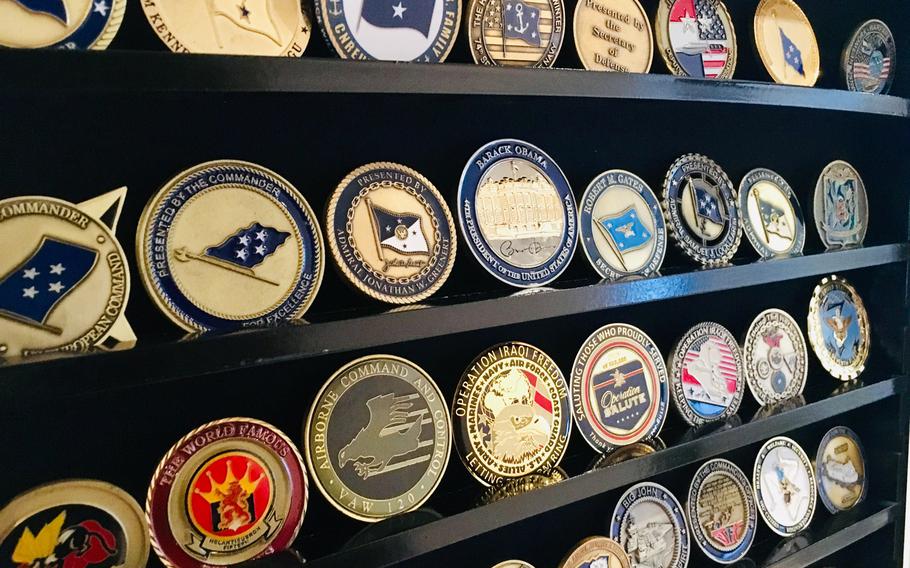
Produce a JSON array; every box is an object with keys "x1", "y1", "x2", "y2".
[
  {"x1": 813, "y1": 160, "x2": 868, "y2": 248},
  {"x1": 611, "y1": 482, "x2": 690, "y2": 568},
  {"x1": 842, "y1": 19, "x2": 896, "y2": 95},
  {"x1": 687, "y1": 459, "x2": 757, "y2": 564},
  {"x1": 743, "y1": 309, "x2": 807, "y2": 406},
  {"x1": 738, "y1": 168, "x2": 805, "y2": 258},
  {"x1": 753, "y1": 437, "x2": 816, "y2": 536}
]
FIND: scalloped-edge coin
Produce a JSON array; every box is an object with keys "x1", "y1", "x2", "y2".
[
  {"x1": 687, "y1": 459, "x2": 757, "y2": 564},
  {"x1": 611, "y1": 481, "x2": 690, "y2": 568},
  {"x1": 754, "y1": 0, "x2": 819, "y2": 86},
  {"x1": 816, "y1": 426, "x2": 867, "y2": 513},
  {"x1": 753, "y1": 436, "x2": 816, "y2": 536},
  {"x1": 807, "y1": 275, "x2": 870, "y2": 381},
  {"x1": 0, "y1": 0, "x2": 124, "y2": 49},
  {"x1": 842, "y1": 19, "x2": 896, "y2": 94},
  {"x1": 0, "y1": 479, "x2": 149, "y2": 567},
  {"x1": 574, "y1": 0, "x2": 652, "y2": 73},
  {"x1": 326, "y1": 162, "x2": 456, "y2": 304},
  {"x1": 655, "y1": 0, "x2": 736, "y2": 79},
  {"x1": 467, "y1": 0, "x2": 564, "y2": 67},
  {"x1": 669, "y1": 322, "x2": 744, "y2": 427},
  {"x1": 813, "y1": 160, "x2": 868, "y2": 249},
  {"x1": 137, "y1": 160, "x2": 324, "y2": 332},
  {"x1": 743, "y1": 309, "x2": 807, "y2": 405},
  {"x1": 147, "y1": 417, "x2": 308, "y2": 567},
  {"x1": 738, "y1": 168, "x2": 805, "y2": 258},
  {"x1": 493, "y1": 561, "x2": 537, "y2": 568},
  {"x1": 559, "y1": 536, "x2": 631, "y2": 568},
  {"x1": 663, "y1": 153, "x2": 741, "y2": 266},
  {"x1": 579, "y1": 170, "x2": 667, "y2": 279}
]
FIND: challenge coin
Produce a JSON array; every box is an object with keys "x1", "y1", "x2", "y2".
[
  {"x1": 753, "y1": 0, "x2": 820, "y2": 86},
  {"x1": 668, "y1": 322, "x2": 744, "y2": 427},
  {"x1": 843, "y1": 20, "x2": 895, "y2": 95},
  {"x1": 813, "y1": 160, "x2": 868, "y2": 248},
  {"x1": 137, "y1": 160, "x2": 324, "y2": 332},
  {"x1": 326, "y1": 162, "x2": 456, "y2": 304},
  {"x1": 611, "y1": 482, "x2": 690, "y2": 568},
  {"x1": 807, "y1": 275, "x2": 870, "y2": 381},
  {"x1": 738, "y1": 168, "x2": 805, "y2": 258},
  {"x1": 816, "y1": 426, "x2": 866, "y2": 513},
  {"x1": 592, "y1": 438, "x2": 665, "y2": 469},
  {"x1": 0, "y1": 188, "x2": 134, "y2": 359},
  {"x1": 317, "y1": 0, "x2": 459, "y2": 61},
  {"x1": 559, "y1": 536, "x2": 631, "y2": 568},
  {"x1": 0, "y1": 480, "x2": 149, "y2": 567},
  {"x1": 147, "y1": 418, "x2": 307, "y2": 567},
  {"x1": 662, "y1": 154, "x2": 741, "y2": 266},
  {"x1": 459, "y1": 139, "x2": 578, "y2": 288},
  {"x1": 305, "y1": 355, "x2": 451, "y2": 521},
  {"x1": 654, "y1": 0, "x2": 736, "y2": 79},
  {"x1": 743, "y1": 309, "x2": 807, "y2": 405},
  {"x1": 571, "y1": 324, "x2": 669, "y2": 453},
  {"x1": 687, "y1": 459, "x2": 757, "y2": 564},
  {"x1": 753, "y1": 436, "x2": 816, "y2": 536},
  {"x1": 493, "y1": 562, "x2": 536, "y2": 568},
  {"x1": 579, "y1": 170, "x2": 667, "y2": 279},
  {"x1": 574, "y1": 0, "x2": 652, "y2": 73},
  {"x1": 467, "y1": 0, "x2": 564, "y2": 67},
  {"x1": 479, "y1": 468, "x2": 567, "y2": 505},
  {"x1": 141, "y1": 0, "x2": 311, "y2": 55},
  {"x1": 453, "y1": 342, "x2": 571, "y2": 486},
  {"x1": 0, "y1": 0, "x2": 124, "y2": 48}
]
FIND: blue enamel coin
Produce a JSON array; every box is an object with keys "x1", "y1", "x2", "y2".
[
  {"x1": 611, "y1": 481, "x2": 690, "y2": 568},
  {"x1": 0, "y1": 0, "x2": 125, "y2": 49}
]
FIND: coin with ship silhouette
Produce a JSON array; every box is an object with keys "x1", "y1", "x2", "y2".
[
  {"x1": 738, "y1": 168, "x2": 805, "y2": 258},
  {"x1": 305, "y1": 355, "x2": 451, "y2": 522},
  {"x1": 574, "y1": 0, "x2": 652, "y2": 73},
  {"x1": 843, "y1": 20, "x2": 896, "y2": 95},
  {"x1": 816, "y1": 426, "x2": 866, "y2": 513},
  {"x1": 0, "y1": 480, "x2": 149, "y2": 568},
  {"x1": 611, "y1": 481, "x2": 690, "y2": 568},
  {"x1": 813, "y1": 160, "x2": 868, "y2": 249},
  {"x1": 669, "y1": 322, "x2": 744, "y2": 427},
  {"x1": 662, "y1": 154, "x2": 741, "y2": 266},
  {"x1": 326, "y1": 162, "x2": 456, "y2": 304},
  {"x1": 453, "y1": 342, "x2": 571, "y2": 486},
  {"x1": 807, "y1": 275, "x2": 870, "y2": 381},
  {"x1": 571, "y1": 323, "x2": 669, "y2": 453},
  {"x1": 137, "y1": 159, "x2": 324, "y2": 332},
  {"x1": 467, "y1": 0, "x2": 564, "y2": 67},
  {"x1": 743, "y1": 309, "x2": 807, "y2": 405},
  {"x1": 654, "y1": 0, "x2": 737, "y2": 79},
  {"x1": 753, "y1": 436, "x2": 816, "y2": 536},
  {"x1": 579, "y1": 170, "x2": 667, "y2": 279},
  {"x1": 687, "y1": 459, "x2": 757, "y2": 564},
  {"x1": 0, "y1": 0, "x2": 124, "y2": 48},
  {"x1": 558, "y1": 536, "x2": 631, "y2": 568},
  {"x1": 147, "y1": 418, "x2": 308, "y2": 567},
  {"x1": 754, "y1": 0, "x2": 820, "y2": 86},
  {"x1": 0, "y1": 188, "x2": 135, "y2": 359}
]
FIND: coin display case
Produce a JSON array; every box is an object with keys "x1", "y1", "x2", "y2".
[{"x1": 1, "y1": 0, "x2": 909, "y2": 566}]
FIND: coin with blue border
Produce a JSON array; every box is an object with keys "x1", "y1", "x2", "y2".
[
  {"x1": 579, "y1": 170, "x2": 666, "y2": 279},
  {"x1": 611, "y1": 481, "x2": 690, "y2": 568},
  {"x1": 816, "y1": 426, "x2": 866, "y2": 513},
  {"x1": 807, "y1": 275, "x2": 870, "y2": 381},
  {"x1": 813, "y1": 160, "x2": 868, "y2": 249},
  {"x1": 687, "y1": 459, "x2": 757, "y2": 564},
  {"x1": 137, "y1": 160, "x2": 324, "y2": 332},
  {"x1": 459, "y1": 139, "x2": 578, "y2": 288},
  {"x1": 0, "y1": 0, "x2": 124, "y2": 48},
  {"x1": 842, "y1": 20, "x2": 896, "y2": 95},
  {"x1": 738, "y1": 168, "x2": 805, "y2": 258}
]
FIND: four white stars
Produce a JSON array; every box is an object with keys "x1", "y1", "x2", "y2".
[{"x1": 21, "y1": 264, "x2": 67, "y2": 299}]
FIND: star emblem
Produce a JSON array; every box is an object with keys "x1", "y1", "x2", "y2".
[
  {"x1": 235, "y1": 248, "x2": 249, "y2": 260},
  {"x1": 22, "y1": 286, "x2": 38, "y2": 299},
  {"x1": 22, "y1": 267, "x2": 39, "y2": 280},
  {"x1": 93, "y1": 0, "x2": 108, "y2": 15},
  {"x1": 392, "y1": 1, "x2": 406, "y2": 18},
  {"x1": 254, "y1": 245, "x2": 267, "y2": 255},
  {"x1": 48, "y1": 281, "x2": 65, "y2": 294},
  {"x1": 255, "y1": 230, "x2": 268, "y2": 241},
  {"x1": 49, "y1": 263, "x2": 65, "y2": 275},
  {"x1": 239, "y1": 235, "x2": 251, "y2": 245},
  {"x1": 238, "y1": 1, "x2": 250, "y2": 19}
]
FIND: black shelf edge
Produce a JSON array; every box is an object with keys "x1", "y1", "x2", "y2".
[
  {"x1": 1, "y1": 51, "x2": 908, "y2": 118},
  {"x1": 304, "y1": 377, "x2": 906, "y2": 568}
]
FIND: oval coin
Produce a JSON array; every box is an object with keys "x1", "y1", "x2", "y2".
[
  {"x1": 467, "y1": 0, "x2": 564, "y2": 67},
  {"x1": 738, "y1": 168, "x2": 805, "y2": 258},
  {"x1": 655, "y1": 0, "x2": 736, "y2": 79},
  {"x1": 816, "y1": 426, "x2": 866, "y2": 513},
  {"x1": 813, "y1": 160, "x2": 868, "y2": 249},
  {"x1": 574, "y1": 0, "x2": 652, "y2": 73},
  {"x1": 753, "y1": 436, "x2": 816, "y2": 536},
  {"x1": 611, "y1": 482, "x2": 690, "y2": 568},
  {"x1": 559, "y1": 536, "x2": 630, "y2": 568},
  {"x1": 0, "y1": 0, "x2": 124, "y2": 48},
  {"x1": 807, "y1": 275, "x2": 870, "y2": 381},
  {"x1": 843, "y1": 19, "x2": 895, "y2": 94},
  {"x1": 687, "y1": 459, "x2": 757, "y2": 564},
  {"x1": 754, "y1": 0, "x2": 820, "y2": 86},
  {"x1": 743, "y1": 309, "x2": 807, "y2": 405}
]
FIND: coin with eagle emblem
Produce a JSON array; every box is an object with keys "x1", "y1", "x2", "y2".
[
  {"x1": 807, "y1": 275, "x2": 870, "y2": 381},
  {"x1": 843, "y1": 19, "x2": 896, "y2": 94}
]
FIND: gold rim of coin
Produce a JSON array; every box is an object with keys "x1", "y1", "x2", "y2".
[
  {"x1": 492, "y1": 562, "x2": 537, "y2": 568},
  {"x1": 466, "y1": 0, "x2": 565, "y2": 67},
  {"x1": 807, "y1": 275, "x2": 870, "y2": 381},
  {"x1": 654, "y1": 0, "x2": 737, "y2": 79},
  {"x1": 753, "y1": 0, "x2": 819, "y2": 86},
  {"x1": 0, "y1": 0, "x2": 125, "y2": 49},
  {"x1": 573, "y1": 0, "x2": 653, "y2": 73},
  {"x1": 559, "y1": 536, "x2": 631, "y2": 568}
]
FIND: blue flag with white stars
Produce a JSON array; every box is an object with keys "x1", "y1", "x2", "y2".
[
  {"x1": 370, "y1": 204, "x2": 429, "y2": 255},
  {"x1": 0, "y1": 238, "x2": 96, "y2": 331},
  {"x1": 12, "y1": 0, "x2": 68, "y2": 24},
  {"x1": 779, "y1": 27, "x2": 805, "y2": 76},
  {"x1": 205, "y1": 223, "x2": 290, "y2": 269},
  {"x1": 360, "y1": 0, "x2": 434, "y2": 37},
  {"x1": 502, "y1": 0, "x2": 540, "y2": 46},
  {"x1": 599, "y1": 208, "x2": 651, "y2": 253},
  {"x1": 693, "y1": 182, "x2": 725, "y2": 225}
]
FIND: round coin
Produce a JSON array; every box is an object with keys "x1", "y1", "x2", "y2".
[
  {"x1": 458, "y1": 139, "x2": 578, "y2": 288},
  {"x1": 743, "y1": 309, "x2": 807, "y2": 405},
  {"x1": 687, "y1": 459, "x2": 757, "y2": 564},
  {"x1": 137, "y1": 160, "x2": 324, "y2": 332},
  {"x1": 579, "y1": 170, "x2": 667, "y2": 279},
  {"x1": 316, "y1": 0, "x2": 459, "y2": 61},
  {"x1": 559, "y1": 536, "x2": 631, "y2": 568},
  {"x1": 574, "y1": 0, "x2": 652, "y2": 73},
  {"x1": 842, "y1": 19, "x2": 895, "y2": 94},
  {"x1": 753, "y1": 0, "x2": 820, "y2": 86},
  {"x1": 662, "y1": 154, "x2": 742, "y2": 266},
  {"x1": 0, "y1": 0, "x2": 124, "y2": 48},
  {"x1": 147, "y1": 418, "x2": 308, "y2": 567},
  {"x1": 326, "y1": 162, "x2": 456, "y2": 304},
  {"x1": 479, "y1": 468, "x2": 567, "y2": 505},
  {"x1": 816, "y1": 426, "x2": 866, "y2": 513},
  {"x1": 0, "y1": 480, "x2": 149, "y2": 567},
  {"x1": 611, "y1": 482, "x2": 690, "y2": 568},
  {"x1": 669, "y1": 322, "x2": 744, "y2": 427},
  {"x1": 738, "y1": 168, "x2": 805, "y2": 258},
  {"x1": 592, "y1": 438, "x2": 665, "y2": 470},
  {"x1": 813, "y1": 160, "x2": 868, "y2": 248},
  {"x1": 0, "y1": 189, "x2": 134, "y2": 359},
  {"x1": 753, "y1": 436, "x2": 816, "y2": 536},
  {"x1": 305, "y1": 355, "x2": 451, "y2": 521},
  {"x1": 572, "y1": 324, "x2": 669, "y2": 452},
  {"x1": 807, "y1": 275, "x2": 870, "y2": 381},
  {"x1": 493, "y1": 562, "x2": 536, "y2": 568},
  {"x1": 654, "y1": 0, "x2": 736, "y2": 79},
  {"x1": 141, "y1": 0, "x2": 311, "y2": 55},
  {"x1": 453, "y1": 342, "x2": 571, "y2": 485},
  {"x1": 467, "y1": 0, "x2": 564, "y2": 67}
]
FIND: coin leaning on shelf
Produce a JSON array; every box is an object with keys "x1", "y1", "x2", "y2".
[
  {"x1": 842, "y1": 19, "x2": 896, "y2": 95},
  {"x1": 655, "y1": 0, "x2": 737, "y2": 79},
  {"x1": 743, "y1": 308, "x2": 807, "y2": 406},
  {"x1": 687, "y1": 459, "x2": 757, "y2": 564},
  {"x1": 0, "y1": 0, "x2": 124, "y2": 48},
  {"x1": 753, "y1": 436, "x2": 816, "y2": 536},
  {"x1": 467, "y1": 0, "x2": 565, "y2": 67},
  {"x1": 559, "y1": 536, "x2": 630, "y2": 568},
  {"x1": 816, "y1": 426, "x2": 867, "y2": 514},
  {"x1": 753, "y1": 0, "x2": 820, "y2": 86},
  {"x1": 738, "y1": 168, "x2": 805, "y2": 258},
  {"x1": 807, "y1": 274, "x2": 870, "y2": 381},
  {"x1": 813, "y1": 160, "x2": 868, "y2": 249},
  {"x1": 573, "y1": 0, "x2": 652, "y2": 73},
  {"x1": 611, "y1": 481, "x2": 690, "y2": 568}
]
